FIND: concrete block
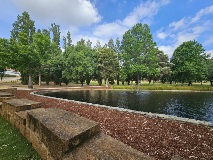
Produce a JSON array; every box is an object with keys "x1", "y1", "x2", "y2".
[
  {"x1": 0, "y1": 102, "x2": 2, "y2": 116},
  {"x1": 0, "y1": 88, "x2": 17, "y2": 94},
  {"x1": 63, "y1": 133, "x2": 154, "y2": 160},
  {"x1": 26, "y1": 108, "x2": 100, "y2": 160},
  {"x1": 0, "y1": 96, "x2": 15, "y2": 102},
  {"x1": 3, "y1": 99, "x2": 41, "y2": 113},
  {"x1": 0, "y1": 91, "x2": 13, "y2": 97},
  {"x1": 14, "y1": 111, "x2": 28, "y2": 136}
]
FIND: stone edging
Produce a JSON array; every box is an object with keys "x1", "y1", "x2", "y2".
[{"x1": 31, "y1": 90, "x2": 213, "y2": 128}]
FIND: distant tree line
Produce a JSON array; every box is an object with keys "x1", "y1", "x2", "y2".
[{"x1": 0, "y1": 11, "x2": 213, "y2": 88}]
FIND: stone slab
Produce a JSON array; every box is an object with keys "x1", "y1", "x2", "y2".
[
  {"x1": 0, "y1": 91, "x2": 13, "y2": 97},
  {"x1": 0, "y1": 88, "x2": 17, "y2": 94},
  {"x1": 0, "y1": 96, "x2": 15, "y2": 102},
  {"x1": 63, "y1": 133, "x2": 154, "y2": 160},
  {"x1": 26, "y1": 108, "x2": 100, "y2": 160},
  {"x1": 14, "y1": 111, "x2": 28, "y2": 135},
  {"x1": 2, "y1": 98, "x2": 41, "y2": 113},
  {"x1": 0, "y1": 102, "x2": 2, "y2": 116}
]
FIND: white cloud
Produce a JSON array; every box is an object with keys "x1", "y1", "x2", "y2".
[
  {"x1": 204, "y1": 38, "x2": 213, "y2": 46},
  {"x1": 169, "y1": 18, "x2": 186, "y2": 31},
  {"x1": 93, "y1": 21, "x2": 128, "y2": 38},
  {"x1": 92, "y1": 0, "x2": 170, "y2": 40},
  {"x1": 156, "y1": 5, "x2": 213, "y2": 58},
  {"x1": 158, "y1": 45, "x2": 176, "y2": 58},
  {"x1": 191, "y1": 5, "x2": 213, "y2": 23},
  {"x1": 157, "y1": 32, "x2": 167, "y2": 39},
  {"x1": 10, "y1": 0, "x2": 101, "y2": 26},
  {"x1": 206, "y1": 50, "x2": 213, "y2": 57},
  {"x1": 72, "y1": 35, "x2": 107, "y2": 47},
  {"x1": 123, "y1": 0, "x2": 170, "y2": 27}
]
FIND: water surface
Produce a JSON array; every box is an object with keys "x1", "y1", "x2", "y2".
[{"x1": 44, "y1": 90, "x2": 213, "y2": 123}]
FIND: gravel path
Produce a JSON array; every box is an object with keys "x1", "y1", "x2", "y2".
[{"x1": 15, "y1": 90, "x2": 213, "y2": 160}]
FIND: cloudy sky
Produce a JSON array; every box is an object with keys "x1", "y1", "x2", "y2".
[{"x1": 0, "y1": 0, "x2": 213, "y2": 58}]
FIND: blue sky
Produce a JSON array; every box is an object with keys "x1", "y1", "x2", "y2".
[{"x1": 0, "y1": 0, "x2": 213, "y2": 58}]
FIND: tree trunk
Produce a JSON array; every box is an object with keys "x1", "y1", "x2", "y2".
[
  {"x1": 211, "y1": 80, "x2": 213, "y2": 86},
  {"x1": 117, "y1": 74, "x2": 119, "y2": 85},
  {"x1": 122, "y1": 81, "x2": 124, "y2": 85},
  {"x1": 39, "y1": 72, "x2": 41, "y2": 86},
  {"x1": 106, "y1": 77, "x2": 109, "y2": 87},
  {"x1": 28, "y1": 73, "x2": 33, "y2": 89}
]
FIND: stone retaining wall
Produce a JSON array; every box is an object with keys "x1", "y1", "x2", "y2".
[
  {"x1": 32, "y1": 90, "x2": 213, "y2": 128},
  {"x1": 0, "y1": 89, "x2": 154, "y2": 160}
]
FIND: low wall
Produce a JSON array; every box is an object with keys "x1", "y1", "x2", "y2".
[{"x1": 0, "y1": 90, "x2": 154, "y2": 160}]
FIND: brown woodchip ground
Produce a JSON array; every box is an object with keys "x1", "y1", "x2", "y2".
[{"x1": 14, "y1": 89, "x2": 213, "y2": 160}]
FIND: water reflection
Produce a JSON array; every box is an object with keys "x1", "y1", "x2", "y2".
[{"x1": 44, "y1": 90, "x2": 213, "y2": 123}]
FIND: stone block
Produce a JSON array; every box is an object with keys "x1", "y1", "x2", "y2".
[
  {"x1": 30, "y1": 130, "x2": 48, "y2": 160},
  {"x1": 14, "y1": 111, "x2": 28, "y2": 136},
  {"x1": 0, "y1": 88, "x2": 17, "y2": 94},
  {"x1": 0, "y1": 91, "x2": 13, "y2": 98},
  {"x1": 0, "y1": 96, "x2": 15, "y2": 102},
  {"x1": 26, "y1": 108, "x2": 100, "y2": 160},
  {"x1": 3, "y1": 98, "x2": 41, "y2": 113},
  {"x1": 0, "y1": 102, "x2": 2, "y2": 116},
  {"x1": 63, "y1": 133, "x2": 154, "y2": 160},
  {"x1": 2, "y1": 98, "x2": 41, "y2": 125}
]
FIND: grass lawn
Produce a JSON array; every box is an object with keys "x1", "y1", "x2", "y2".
[
  {"x1": 0, "y1": 116, "x2": 41, "y2": 160},
  {"x1": 112, "y1": 81, "x2": 213, "y2": 91}
]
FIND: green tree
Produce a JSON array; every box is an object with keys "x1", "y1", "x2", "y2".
[
  {"x1": 10, "y1": 11, "x2": 36, "y2": 88},
  {"x1": 32, "y1": 31, "x2": 51, "y2": 85},
  {"x1": 49, "y1": 23, "x2": 63, "y2": 85},
  {"x1": 207, "y1": 58, "x2": 213, "y2": 86},
  {"x1": 72, "y1": 39, "x2": 95, "y2": 86},
  {"x1": 121, "y1": 23, "x2": 158, "y2": 85},
  {"x1": 157, "y1": 50, "x2": 172, "y2": 83},
  {"x1": 0, "y1": 38, "x2": 10, "y2": 80},
  {"x1": 17, "y1": 32, "x2": 40, "y2": 87},
  {"x1": 171, "y1": 40, "x2": 208, "y2": 85},
  {"x1": 96, "y1": 48, "x2": 119, "y2": 87},
  {"x1": 61, "y1": 32, "x2": 75, "y2": 85}
]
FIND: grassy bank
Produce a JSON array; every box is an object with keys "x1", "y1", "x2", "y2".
[
  {"x1": 0, "y1": 116, "x2": 41, "y2": 160},
  {"x1": 112, "y1": 83, "x2": 213, "y2": 91}
]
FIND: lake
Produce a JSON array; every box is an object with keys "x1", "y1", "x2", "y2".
[{"x1": 43, "y1": 90, "x2": 213, "y2": 123}]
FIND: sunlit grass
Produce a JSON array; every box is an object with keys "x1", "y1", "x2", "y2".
[
  {"x1": 112, "y1": 82, "x2": 213, "y2": 91},
  {"x1": 0, "y1": 116, "x2": 41, "y2": 160}
]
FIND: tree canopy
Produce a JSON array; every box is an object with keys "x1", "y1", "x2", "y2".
[
  {"x1": 171, "y1": 40, "x2": 208, "y2": 85},
  {"x1": 1, "y1": 11, "x2": 212, "y2": 86}
]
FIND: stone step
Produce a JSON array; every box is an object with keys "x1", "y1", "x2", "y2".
[
  {"x1": 0, "y1": 90, "x2": 15, "y2": 102},
  {"x1": 14, "y1": 110, "x2": 29, "y2": 137},
  {"x1": 63, "y1": 133, "x2": 154, "y2": 160},
  {"x1": 26, "y1": 108, "x2": 100, "y2": 160},
  {"x1": 0, "y1": 88, "x2": 17, "y2": 94},
  {"x1": 2, "y1": 98, "x2": 41, "y2": 113},
  {"x1": 2, "y1": 98, "x2": 41, "y2": 124},
  {"x1": 0, "y1": 102, "x2": 2, "y2": 116},
  {"x1": 0, "y1": 96, "x2": 15, "y2": 102}
]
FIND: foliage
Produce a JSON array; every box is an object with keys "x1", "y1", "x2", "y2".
[
  {"x1": 0, "y1": 38, "x2": 10, "y2": 80},
  {"x1": 121, "y1": 23, "x2": 158, "y2": 84},
  {"x1": 10, "y1": 11, "x2": 37, "y2": 88},
  {"x1": 171, "y1": 40, "x2": 208, "y2": 85},
  {"x1": 2, "y1": 12, "x2": 213, "y2": 87},
  {"x1": 0, "y1": 116, "x2": 41, "y2": 160},
  {"x1": 207, "y1": 58, "x2": 213, "y2": 86},
  {"x1": 96, "y1": 48, "x2": 119, "y2": 87}
]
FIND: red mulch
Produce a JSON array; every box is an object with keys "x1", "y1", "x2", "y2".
[{"x1": 15, "y1": 90, "x2": 213, "y2": 160}]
